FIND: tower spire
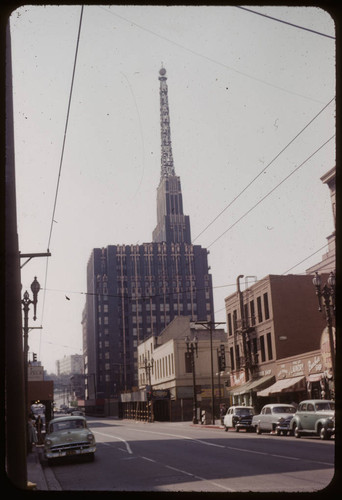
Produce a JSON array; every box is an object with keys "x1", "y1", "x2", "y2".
[
  {"x1": 159, "y1": 67, "x2": 175, "y2": 178},
  {"x1": 153, "y1": 66, "x2": 191, "y2": 244}
]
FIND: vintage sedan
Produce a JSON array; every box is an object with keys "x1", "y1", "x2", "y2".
[
  {"x1": 252, "y1": 404, "x2": 297, "y2": 434},
  {"x1": 44, "y1": 416, "x2": 96, "y2": 462},
  {"x1": 223, "y1": 406, "x2": 255, "y2": 432},
  {"x1": 290, "y1": 399, "x2": 335, "y2": 439}
]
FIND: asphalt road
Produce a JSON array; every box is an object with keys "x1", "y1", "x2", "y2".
[{"x1": 44, "y1": 417, "x2": 335, "y2": 492}]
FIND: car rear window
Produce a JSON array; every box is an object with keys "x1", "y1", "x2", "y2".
[
  {"x1": 273, "y1": 406, "x2": 296, "y2": 414},
  {"x1": 315, "y1": 402, "x2": 335, "y2": 411}
]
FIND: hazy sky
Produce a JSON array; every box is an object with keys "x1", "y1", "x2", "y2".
[{"x1": 10, "y1": 5, "x2": 335, "y2": 374}]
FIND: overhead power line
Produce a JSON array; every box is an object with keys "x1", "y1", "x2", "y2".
[
  {"x1": 39, "y1": 6, "x2": 84, "y2": 358},
  {"x1": 99, "y1": 5, "x2": 325, "y2": 104},
  {"x1": 236, "y1": 6, "x2": 335, "y2": 39},
  {"x1": 193, "y1": 97, "x2": 335, "y2": 243},
  {"x1": 207, "y1": 135, "x2": 335, "y2": 249}
]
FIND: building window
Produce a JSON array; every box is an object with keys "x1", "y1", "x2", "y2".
[
  {"x1": 263, "y1": 293, "x2": 270, "y2": 320},
  {"x1": 227, "y1": 313, "x2": 232, "y2": 336},
  {"x1": 250, "y1": 300, "x2": 255, "y2": 326},
  {"x1": 257, "y1": 297, "x2": 263, "y2": 323},
  {"x1": 230, "y1": 347, "x2": 235, "y2": 371},
  {"x1": 266, "y1": 332, "x2": 273, "y2": 360},
  {"x1": 235, "y1": 345, "x2": 240, "y2": 370},
  {"x1": 233, "y1": 310, "x2": 237, "y2": 332},
  {"x1": 260, "y1": 335, "x2": 266, "y2": 362}
]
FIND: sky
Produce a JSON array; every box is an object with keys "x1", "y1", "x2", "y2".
[{"x1": 9, "y1": 5, "x2": 336, "y2": 374}]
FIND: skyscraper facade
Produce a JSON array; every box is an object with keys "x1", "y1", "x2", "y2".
[{"x1": 84, "y1": 68, "x2": 214, "y2": 398}]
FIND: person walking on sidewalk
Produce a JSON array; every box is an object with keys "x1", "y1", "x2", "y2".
[
  {"x1": 28, "y1": 414, "x2": 38, "y2": 451},
  {"x1": 36, "y1": 415, "x2": 43, "y2": 445}
]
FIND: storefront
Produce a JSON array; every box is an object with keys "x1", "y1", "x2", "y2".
[
  {"x1": 229, "y1": 375, "x2": 275, "y2": 408},
  {"x1": 257, "y1": 350, "x2": 329, "y2": 404}
]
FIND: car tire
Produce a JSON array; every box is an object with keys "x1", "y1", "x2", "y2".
[
  {"x1": 319, "y1": 426, "x2": 330, "y2": 440},
  {"x1": 224, "y1": 425, "x2": 229, "y2": 432},
  {"x1": 276, "y1": 429, "x2": 281, "y2": 436},
  {"x1": 236, "y1": 427, "x2": 239, "y2": 432},
  {"x1": 256, "y1": 424, "x2": 262, "y2": 435},
  {"x1": 294, "y1": 424, "x2": 301, "y2": 438}
]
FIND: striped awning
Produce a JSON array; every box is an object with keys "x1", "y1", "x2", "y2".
[
  {"x1": 257, "y1": 375, "x2": 305, "y2": 397},
  {"x1": 229, "y1": 375, "x2": 275, "y2": 396}
]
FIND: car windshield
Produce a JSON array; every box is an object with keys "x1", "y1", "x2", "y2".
[
  {"x1": 235, "y1": 408, "x2": 253, "y2": 416},
  {"x1": 50, "y1": 419, "x2": 85, "y2": 432},
  {"x1": 315, "y1": 402, "x2": 335, "y2": 411},
  {"x1": 273, "y1": 406, "x2": 296, "y2": 414}
]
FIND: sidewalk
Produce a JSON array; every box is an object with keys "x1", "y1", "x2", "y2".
[
  {"x1": 26, "y1": 446, "x2": 61, "y2": 491},
  {"x1": 191, "y1": 419, "x2": 224, "y2": 429}
]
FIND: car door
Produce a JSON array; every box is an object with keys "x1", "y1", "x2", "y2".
[
  {"x1": 264, "y1": 407, "x2": 273, "y2": 430},
  {"x1": 305, "y1": 403, "x2": 316, "y2": 430}
]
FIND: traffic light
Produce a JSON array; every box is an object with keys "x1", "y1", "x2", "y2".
[{"x1": 32, "y1": 352, "x2": 37, "y2": 362}]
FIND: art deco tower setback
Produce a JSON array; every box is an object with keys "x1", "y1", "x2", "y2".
[
  {"x1": 84, "y1": 68, "x2": 214, "y2": 397},
  {"x1": 153, "y1": 67, "x2": 191, "y2": 244}
]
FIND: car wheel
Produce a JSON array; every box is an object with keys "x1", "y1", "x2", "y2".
[
  {"x1": 319, "y1": 426, "x2": 330, "y2": 440},
  {"x1": 276, "y1": 429, "x2": 281, "y2": 436},
  {"x1": 224, "y1": 425, "x2": 228, "y2": 432},
  {"x1": 294, "y1": 424, "x2": 301, "y2": 438},
  {"x1": 236, "y1": 427, "x2": 239, "y2": 432},
  {"x1": 256, "y1": 424, "x2": 262, "y2": 435}
]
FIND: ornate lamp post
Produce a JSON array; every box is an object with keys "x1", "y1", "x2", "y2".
[
  {"x1": 22, "y1": 277, "x2": 40, "y2": 452},
  {"x1": 185, "y1": 335, "x2": 198, "y2": 424},
  {"x1": 313, "y1": 271, "x2": 335, "y2": 396}
]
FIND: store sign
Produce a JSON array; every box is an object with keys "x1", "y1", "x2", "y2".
[
  {"x1": 230, "y1": 370, "x2": 246, "y2": 387},
  {"x1": 28, "y1": 365, "x2": 44, "y2": 381},
  {"x1": 320, "y1": 327, "x2": 335, "y2": 371},
  {"x1": 152, "y1": 389, "x2": 170, "y2": 400},
  {"x1": 277, "y1": 354, "x2": 323, "y2": 380}
]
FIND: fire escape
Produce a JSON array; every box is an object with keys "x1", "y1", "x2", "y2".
[{"x1": 234, "y1": 275, "x2": 259, "y2": 382}]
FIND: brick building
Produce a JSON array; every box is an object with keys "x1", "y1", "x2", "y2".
[{"x1": 224, "y1": 274, "x2": 330, "y2": 409}]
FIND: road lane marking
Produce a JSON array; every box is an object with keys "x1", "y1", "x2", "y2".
[
  {"x1": 142, "y1": 456, "x2": 156, "y2": 463},
  {"x1": 166, "y1": 465, "x2": 193, "y2": 476},
  {"x1": 93, "y1": 430, "x2": 132, "y2": 454}
]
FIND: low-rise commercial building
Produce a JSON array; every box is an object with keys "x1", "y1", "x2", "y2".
[
  {"x1": 124, "y1": 316, "x2": 227, "y2": 421},
  {"x1": 224, "y1": 274, "x2": 331, "y2": 410}
]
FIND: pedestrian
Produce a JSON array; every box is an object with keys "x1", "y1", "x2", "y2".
[
  {"x1": 28, "y1": 414, "x2": 38, "y2": 449},
  {"x1": 36, "y1": 414, "x2": 43, "y2": 444},
  {"x1": 220, "y1": 404, "x2": 226, "y2": 425}
]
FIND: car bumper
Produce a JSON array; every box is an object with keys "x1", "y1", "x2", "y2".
[
  {"x1": 236, "y1": 423, "x2": 254, "y2": 430},
  {"x1": 45, "y1": 446, "x2": 96, "y2": 459}
]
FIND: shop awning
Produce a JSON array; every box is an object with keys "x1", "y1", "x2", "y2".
[
  {"x1": 229, "y1": 375, "x2": 275, "y2": 396},
  {"x1": 257, "y1": 375, "x2": 305, "y2": 397}
]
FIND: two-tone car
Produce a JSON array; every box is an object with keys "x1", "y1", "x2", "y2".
[
  {"x1": 290, "y1": 399, "x2": 335, "y2": 439},
  {"x1": 223, "y1": 406, "x2": 255, "y2": 432},
  {"x1": 252, "y1": 404, "x2": 297, "y2": 434},
  {"x1": 44, "y1": 415, "x2": 96, "y2": 463}
]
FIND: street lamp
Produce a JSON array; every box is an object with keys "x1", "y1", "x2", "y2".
[
  {"x1": 313, "y1": 271, "x2": 335, "y2": 396},
  {"x1": 194, "y1": 321, "x2": 225, "y2": 424},
  {"x1": 141, "y1": 356, "x2": 154, "y2": 422},
  {"x1": 21, "y1": 277, "x2": 40, "y2": 452},
  {"x1": 185, "y1": 335, "x2": 198, "y2": 424}
]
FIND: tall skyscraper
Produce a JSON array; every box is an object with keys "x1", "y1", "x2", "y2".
[{"x1": 84, "y1": 68, "x2": 214, "y2": 398}]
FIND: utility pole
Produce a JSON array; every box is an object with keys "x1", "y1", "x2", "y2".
[
  {"x1": 5, "y1": 22, "x2": 27, "y2": 489},
  {"x1": 194, "y1": 321, "x2": 225, "y2": 425}
]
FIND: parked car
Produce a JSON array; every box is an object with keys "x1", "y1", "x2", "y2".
[
  {"x1": 71, "y1": 410, "x2": 84, "y2": 416},
  {"x1": 275, "y1": 415, "x2": 294, "y2": 436},
  {"x1": 44, "y1": 416, "x2": 96, "y2": 463},
  {"x1": 224, "y1": 406, "x2": 255, "y2": 432},
  {"x1": 290, "y1": 399, "x2": 335, "y2": 440},
  {"x1": 252, "y1": 404, "x2": 297, "y2": 434}
]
